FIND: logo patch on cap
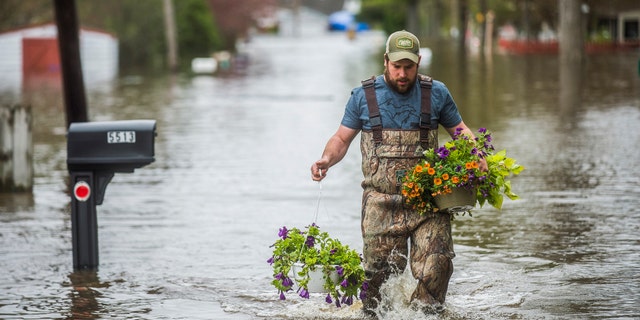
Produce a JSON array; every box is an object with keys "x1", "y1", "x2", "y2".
[{"x1": 396, "y1": 37, "x2": 414, "y2": 49}]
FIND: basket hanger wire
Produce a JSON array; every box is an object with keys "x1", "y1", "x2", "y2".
[{"x1": 313, "y1": 179, "x2": 322, "y2": 224}]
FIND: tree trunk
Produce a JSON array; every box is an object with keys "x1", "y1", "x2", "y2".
[
  {"x1": 521, "y1": 0, "x2": 531, "y2": 40},
  {"x1": 406, "y1": 0, "x2": 420, "y2": 37},
  {"x1": 484, "y1": 10, "x2": 495, "y2": 55},
  {"x1": 457, "y1": 0, "x2": 467, "y2": 49},
  {"x1": 479, "y1": 0, "x2": 487, "y2": 52},
  {"x1": 163, "y1": 0, "x2": 179, "y2": 72},
  {"x1": 559, "y1": 0, "x2": 584, "y2": 118}
]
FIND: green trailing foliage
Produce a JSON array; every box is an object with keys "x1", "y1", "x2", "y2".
[{"x1": 268, "y1": 224, "x2": 367, "y2": 307}]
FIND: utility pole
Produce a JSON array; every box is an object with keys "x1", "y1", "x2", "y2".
[{"x1": 53, "y1": 0, "x2": 88, "y2": 126}]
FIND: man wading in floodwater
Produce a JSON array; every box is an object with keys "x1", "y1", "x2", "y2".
[{"x1": 310, "y1": 30, "x2": 485, "y2": 317}]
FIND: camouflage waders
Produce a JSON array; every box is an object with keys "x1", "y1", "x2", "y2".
[{"x1": 359, "y1": 76, "x2": 455, "y2": 315}]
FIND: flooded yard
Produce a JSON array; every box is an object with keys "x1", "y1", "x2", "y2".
[{"x1": 1, "y1": 9, "x2": 639, "y2": 320}]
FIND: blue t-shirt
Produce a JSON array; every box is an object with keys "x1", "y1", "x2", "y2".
[{"x1": 341, "y1": 75, "x2": 462, "y2": 130}]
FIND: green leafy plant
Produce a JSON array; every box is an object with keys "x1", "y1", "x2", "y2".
[
  {"x1": 402, "y1": 128, "x2": 524, "y2": 214},
  {"x1": 267, "y1": 223, "x2": 367, "y2": 307}
]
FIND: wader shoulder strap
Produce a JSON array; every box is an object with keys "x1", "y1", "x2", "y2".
[
  {"x1": 361, "y1": 76, "x2": 383, "y2": 143},
  {"x1": 361, "y1": 75, "x2": 434, "y2": 144},
  {"x1": 419, "y1": 74, "x2": 433, "y2": 144}
]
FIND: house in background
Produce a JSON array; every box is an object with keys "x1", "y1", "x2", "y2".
[
  {"x1": 0, "y1": 23, "x2": 118, "y2": 92},
  {"x1": 617, "y1": 9, "x2": 640, "y2": 44},
  {"x1": 496, "y1": 4, "x2": 640, "y2": 54}
]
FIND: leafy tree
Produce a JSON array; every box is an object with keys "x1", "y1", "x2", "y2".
[
  {"x1": 0, "y1": 0, "x2": 53, "y2": 30},
  {"x1": 358, "y1": 0, "x2": 408, "y2": 34},
  {"x1": 78, "y1": 0, "x2": 167, "y2": 71},
  {"x1": 77, "y1": 0, "x2": 220, "y2": 72},
  {"x1": 175, "y1": 0, "x2": 222, "y2": 66}
]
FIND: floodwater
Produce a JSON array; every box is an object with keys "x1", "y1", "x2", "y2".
[{"x1": 1, "y1": 10, "x2": 640, "y2": 320}]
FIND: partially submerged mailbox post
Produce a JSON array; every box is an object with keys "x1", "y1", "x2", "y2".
[{"x1": 67, "y1": 120, "x2": 156, "y2": 269}]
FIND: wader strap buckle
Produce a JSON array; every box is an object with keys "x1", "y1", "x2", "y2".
[{"x1": 362, "y1": 76, "x2": 383, "y2": 144}]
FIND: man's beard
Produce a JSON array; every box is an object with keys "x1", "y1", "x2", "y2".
[{"x1": 384, "y1": 67, "x2": 417, "y2": 94}]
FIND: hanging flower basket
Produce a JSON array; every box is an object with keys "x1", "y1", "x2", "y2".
[
  {"x1": 433, "y1": 186, "x2": 476, "y2": 213},
  {"x1": 268, "y1": 223, "x2": 367, "y2": 307},
  {"x1": 402, "y1": 128, "x2": 525, "y2": 215}
]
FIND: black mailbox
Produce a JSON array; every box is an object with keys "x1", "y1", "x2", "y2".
[
  {"x1": 67, "y1": 120, "x2": 156, "y2": 172},
  {"x1": 67, "y1": 119, "x2": 157, "y2": 270}
]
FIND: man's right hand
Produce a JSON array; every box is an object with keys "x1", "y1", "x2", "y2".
[{"x1": 311, "y1": 160, "x2": 328, "y2": 181}]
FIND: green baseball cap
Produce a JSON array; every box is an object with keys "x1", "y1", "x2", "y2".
[{"x1": 385, "y1": 30, "x2": 420, "y2": 63}]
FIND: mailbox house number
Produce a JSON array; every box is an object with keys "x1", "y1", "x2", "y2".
[{"x1": 107, "y1": 131, "x2": 136, "y2": 144}]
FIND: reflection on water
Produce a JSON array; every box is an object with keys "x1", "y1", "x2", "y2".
[
  {"x1": 1, "y1": 12, "x2": 640, "y2": 320},
  {"x1": 65, "y1": 271, "x2": 108, "y2": 320}
]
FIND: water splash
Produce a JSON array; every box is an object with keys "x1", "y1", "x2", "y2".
[{"x1": 372, "y1": 271, "x2": 457, "y2": 320}]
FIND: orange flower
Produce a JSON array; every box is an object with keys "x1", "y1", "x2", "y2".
[
  {"x1": 427, "y1": 167, "x2": 435, "y2": 175},
  {"x1": 451, "y1": 176, "x2": 460, "y2": 184},
  {"x1": 442, "y1": 173, "x2": 449, "y2": 181},
  {"x1": 414, "y1": 165, "x2": 423, "y2": 173},
  {"x1": 471, "y1": 161, "x2": 479, "y2": 169},
  {"x1": 434, "y1": 177, "x2": 442, "y2": 186},
  {"x1": 465, "y1": 162, "x2": 473, "y2": 170}
]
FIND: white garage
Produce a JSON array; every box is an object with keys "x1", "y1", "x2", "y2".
[{"x1": 0, "y1": 23, "x2": 118, "y2": 92}]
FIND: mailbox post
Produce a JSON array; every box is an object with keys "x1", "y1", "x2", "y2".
[{"x1": 67, "y1": 120, "x2": 156, "y2": 269}]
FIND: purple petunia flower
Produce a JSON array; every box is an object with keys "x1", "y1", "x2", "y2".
[
  {"x1": 325, "y1": 294, "x2": 333, "y2": 303},
  {"x1": 282, "y1": 277, "x2": 293, "y2": 288},
  {"x1": 359, "y1": 281, "x2": 369, "y2": 299},
  {"x1": 275, "y1": 272, "x2": 284, "y2": 280},
  {"x1": 279, "y1": 291, "x2": 286, "y2": 300},
  {"x1": 471, "y1": 148, "x2": 478, "y2": 155},
  {"x1": 305, "y1": 235, "x2": 315, "y2": 248},
  {"x1": 267, "y1": 256, "x2": 274, "y2": 265},
  {"x1": 437, "y1": 147, "x2": 450, "y2": 159},
  {"x1": 340, "y1": 279, "x2": 349, "y2": 288},
  {"x1": 299, "y1": 288, "x2": 310, "y2": 299},
  {"x1": 478, "y1": 127, "x2": 487, "y2": 134},
  {"x1": 278, "y1": 226, "x2": 288, "y2": 239},
  {"x1": 335, "y1": 265, "x2": 344, "y2": 277}
]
